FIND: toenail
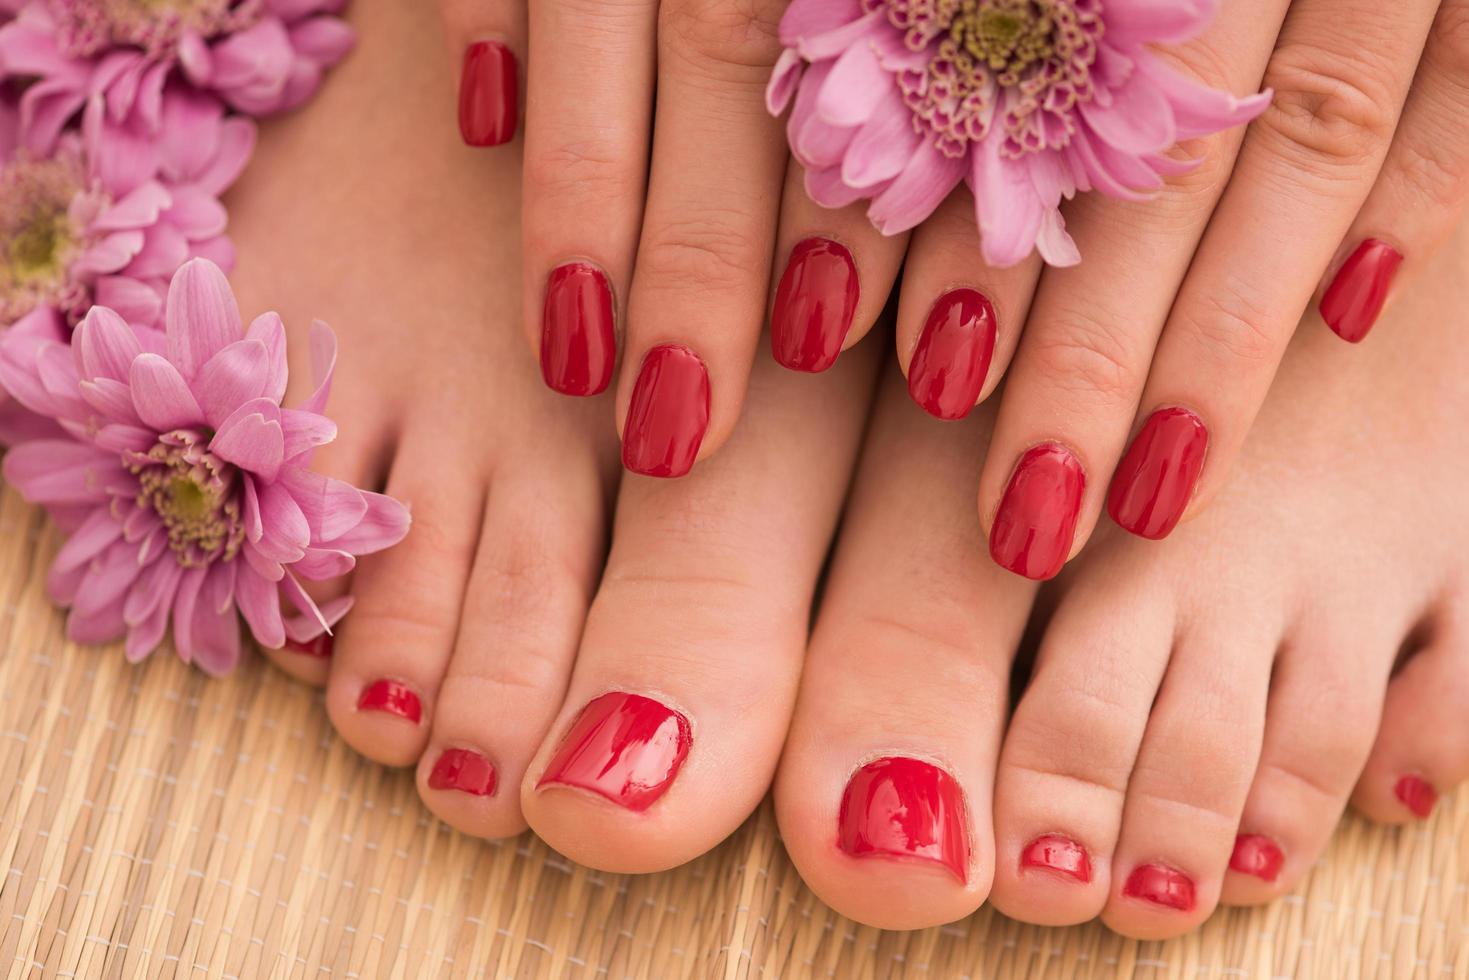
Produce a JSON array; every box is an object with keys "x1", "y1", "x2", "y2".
[
  {"x1": 1107, "y1": 407, "x2": 1208, "y2": 541},
  {"x1": 458, "y1": 40, "x2": 518, "y2": 147},
  {"x1": 771, "y1": 237, "x2": 860, "y2": 373},
  {"x1": 907, "y1": 288, "x2": 998, "y2": 421},
  {"x1": 1229, "y1": 834, "x2": 1285, "y2": 883},
  {"x1": 282, "y1": 635, "x2": 333, "y2": 658},
  {"x1": 1122, "y1": 864, "x2": 1196, "y2": 911},
  {"x1": 356, "y1": 680, "x2": 423, "y2": 723},
  {"x1": 621, "y1": 345, "x2": 710, "y2": 479},
  {"x1": 541, "y1": 262, "x2": 616, "y2": 397},
  {"x1": 1320, "y1": 238, "x2": 1403, "y2": 343},
  {"x1": 427, "y1": 748, "x2": 498, "y2": 797},
  {"x1": 1394, "y1": 774, "x2": 1438, "y2": 819},
  {"x1": 989, "y1": 443, "x2": 1086, "y2": 580},
  {"x1": 1020, "y1": 834, "x2": 1092, "y2": 883},
  {"x1": 537, "y1": 692, "x2": 691, "y2": 811},
  {"x1": 837, "y1": 757, "x2": 970, "y2": 885}
]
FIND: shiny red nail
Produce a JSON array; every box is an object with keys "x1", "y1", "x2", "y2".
[
  {"x1": 458, "y1": 40, "x2": 518, "y2": 147},
  {"x1": 541, "y1": 262, "x2": 615, "y2": 396},
  {"x1": 538, "y1": 692, "x2": 691, "y2": 811},
  {"x1": 428, "y1": 748, "x2": 497, "y2": 797},
  {"x1": 1229, "y1": 834, "x2": 1284, "y2": 882},
  {"x1": 1395, "y1": 774, "x2": 1438, "y2": 819},
  {"x1": 1320, "y1": 238, "x2": 1402, "y2": 343},
  {"x1": 1107, "y1": 407, "x2": 1208, "y2": 540},
  {"x1": 357, "y1": 679, "x2": 422, "y2": 723},
  {"x1": 1020, "y1": 834, "x2": 1092, "y2": 883},
  {"x1": 283, "y1": 634, "x2": 332, "y2": 658},
  {"x1": 838, "y1": 757, "x2": 969, "y2": 884},
  {"x1": 989, "y1": 443, "x2": 1085, "y2": 581},
  {"x1": 1123, "y1": 864, "x2": 1195, "y2": 911},
  {"x1": 907, "y1": 288, "x2": 997, "y2": 421},
  {"x1": 622, "y1": 344, "x2": 710, "y2": 478},
  {"x1": 772, "y1": 237, "x2": 859, "y2": 373}
]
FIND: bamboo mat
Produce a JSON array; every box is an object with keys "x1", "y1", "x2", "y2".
[{"x1": 0, "y1": 483, "x2": 1463, "y2": 980}]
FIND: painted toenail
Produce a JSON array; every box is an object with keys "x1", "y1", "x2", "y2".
[
  {"x1": 1107, "y1": 407, "x2": 1208, "y2": 540},
  {"x1": 1020, "y1": 834, "x2": 1092, "y2": 882},
  {"x1": 1320, "y1": 238, "x2": 1403, "y2": 343},
  {"x1": 428, "y1": 748, "x2": 498, "y2": 797},
  {"x1": 1122, "y1": 864, "x2": 1196, "y2": 911},
  {"x1": 458, "y1": 40, "x2": 518, "y2": 147},
  {"x1": 1229, "y1": 834, "x2": 1285, "y2": 882},
  {"x1": 356, "y1": 680, "x2": 422, "y2": 723},
  {"x1": 989, "y1": 443, "x2": 1086, "y2": 580},
  {"x1": 538, "y1": 692, "x2": 691, "y2": 811},
  {"x1": 541, "y1": 262, "x2": 615, "y2": 397},
  {"x1": 907, "y1": 288, "x2": 998, "y2": 421},
  {"x1": 837, "y1": 757, "x2": 970, "y2": 884},
  {"x1": 771, "y1": 237, "x2": 860, "y2": 373},
  {"x1": 1394, "y1": 774, "x2": 1438, "y2": 818},
  {"x1": 282, "y1": 635, "x2": 333, "y2": 658},
  {"x1": 622, "y1": 345, "x2": 710, "y2": 479}
]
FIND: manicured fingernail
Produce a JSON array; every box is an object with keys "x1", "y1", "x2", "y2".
[
  {"x1": 622, "y1": 344, "x2": 709, "y2": 478},
  {"x1": 1395, "y1": 774, "x2": 1438, "y2": 819},
  {"x1": 907, "y1": 287, "x2": 997, "y2": 421},
  {"x1": 283, "y1": 634, "x2": 333, "y2": 658},
  {"x1": 1229, "y1": 834, "x2": 1284, "y2": 883},
  {"x1": 458, "y1": 40, "x2": 518, "y2": 147},
  {"x1": 1020, "y1": 834, "x2": 1092, "y2": 883},
  {"x1": 538, "y1": 692, "x2": 691, "y2": 811},
  {"x1": 428, "y1": 748, "x2": 498, "y2": 797},
  {"x1": 1123, "y1": 864, "x2": 1195, "y2": 911},
  {"x1": 357, "y1": 679, "x2": 422, "y2": 723},
  {"x1": 989, "y1": 443, "x2": 1086, "y2": 581},
  {"x1": 838, "y1": 757, "x2": 969, "y2": 884},
  {"x1": 541, "y1": 262, "x2": 615, "y2": 396},
  {"x1": 1320, "y1": 238, "x2": 1403, "y2": 343},
  {"x1": 1107, "y1": 407, "x2": 1208, "y2": 540},
  {"x1": 771, "y1": 237, "x2": 859, "y2": 373}
]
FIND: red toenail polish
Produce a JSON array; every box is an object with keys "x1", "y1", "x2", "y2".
[
  {"x1": 1229, "y1": 834, "x2": 1285, "y2": 883},
  {"x1": 541, "y1": 262, "x2": 615, "y2": 397},
  {"x1": 1394, "y1": 774, "x2": 1438, "y2": 819},
  {"x1": 1123, "y1": 864, "x2": 1196, "y2": 911},
  {"x1": 459, "y1": 40, "x2": 518, "y2": 147},
  {"x1": 538, "y1": 692, "x2": 691, "y2": 811},
  {"x1": 1320, "y1": 238, "x2": 1403, "y2": 343},
  {"x1": 1107, "y1": 407, "x2": 1208, "y2": 541},
  {"x1": 838, "y1": 757, "x2": 970, "y2": 884},
  {"x1": 428, "y1": 748, "x2": 498, "y2": 797},
  {"x1": 907, "y1": 288, "x2": 997, "y2": 421},
  {"x1": 283, "y1": 635, "x2": 333, "y2": 658},
  {"x1": 772, "y1": 237, "x2": 859, "y2": 373},
  {"x1": 622, "y1": 344, "x2": 710, "y2": 478},
  {"x1": 1020, "y1": 834, "x2": 1092, "y2": 883},
  {"x1": 357, "y1": 680, "x2": 422, "y2": 723},
  {"x1": 989, "y1": 443, "x2": 1086, "y2": 581}
]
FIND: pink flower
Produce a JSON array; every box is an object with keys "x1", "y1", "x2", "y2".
[
  {"x1": 767, "y1": 0, "x2": 1271, "y2": 266},
  {"x1": 0, "y1": 258, "x2": 410, "y2": 674}
]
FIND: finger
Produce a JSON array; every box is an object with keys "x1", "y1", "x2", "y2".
[{"x1": 439, "y1": 0, "x2": 527, "y2": 148}]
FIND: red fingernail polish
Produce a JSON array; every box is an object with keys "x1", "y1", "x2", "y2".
[
  {"x1": 459, "y1": 40, "x2": 518, "y2": 147},
  {"x1": 1395, "y1": 774, "x2": 1438, "y2": 819},
  {"x1": 1229, "y1": 834, "x2": 1284, "y2": 883},
  {"x1": 1020, "y1": 834, "x2": 1092, "y2": 883},
  {"x1": 772, "y1": 237, "x2": 859, "y2": 373},
  {"x1": 538, "y1": 692, "x2": 691, "y2": 811},
  {"x1": 989, "y1": 443, "x2": 1086, "y2": 581},
  {"x1": 907, "y1": 288, "x2": 997, "y2": 421},
  {"x1": 1320, "y1": 238, "x2": 1403, "y2": 343},
  {"x1": 838, "y1": 757, "x2": 969, "y2": 884},
  {"x1": 283, "y1": 634, "x2": 332, "y2": 658},
  {"x1": 357, "y1": 679, "x2": 422, "y2": 723},
  {"x1": 622, "y1": 344, "x2": 710, "y2": 478},
  {"x1": 428, "y1": 748, "x2": 498, "y2": 797},
  {"x1": 1123, "y1": 864, "x2": 1195, "y2": 911},
  {"x1": 1107, "y1": 407, "x2": 1208, "y2": 540},
  {"x1": 541, "y1": 262, "x2": 615, "y2": 396}
]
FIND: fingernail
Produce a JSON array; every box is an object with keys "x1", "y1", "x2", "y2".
[
  {"x1": 428, "y1": 748, "x2": 498, "y2": 797},
  {"x1": 1020, "y1": 834, "x2": 1092, "y2": 883},
  {"x1": 907, "y1": 288, "x2": 997, "y2": 421},
  {"x1": 541, "y1": 262, "x2": 615, "y2": 396},
  {"x1": 771, "y1": 237, "x2": 859, "y2": 373},
  {"x1": 1123, "y1": 864, "x2": 1196, "y2": 911},
  {"x1": 283, "y1": 634, "x2": 332, "y2": 658},
  {"x1": 458, "y1": 40, "x2": 518, "y2": 147},
  {"x1": 1320, "y1": 238, "x2": 1403, "y2": 343},
  {"x1": 1229, "y1": 834, "x2": 1284, "y2": 882},
  {"x1": 838, "y1": 757, "x2": 969, "y2": 884},
  {"x1": 357, "y1": 679, "x2": 422, "y2": 723},
  {"x1": 538, "y1": 692, "x2": 691, "y2": 811},
  {"x1": 622, "y1": 344, "x2": 710, "y2": 478},
  {"x1": 1395, "y1": 774, "x2": 1438, "y2": 819},
  {"x1": 1107, "y1": 407, "x2": 1208, "y2": 540},
  {"x1": 989, "y1": 443, "x2": 1086, "y2": 581}
]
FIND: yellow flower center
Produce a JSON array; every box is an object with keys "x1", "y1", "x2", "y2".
[{"x1": 950, "y1": 0, "x2": 1056, "y2": 76}]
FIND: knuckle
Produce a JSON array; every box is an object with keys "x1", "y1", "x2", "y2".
[
  {"x1": 659, "y1": 0, "x2": 784, "y2": 76},
  {"x1": 636, "y1": 211, "x2": 760, "y2": 294},
  {"x1": 1429, "y1": 4, "x2": 1469, "y2": 76},
  {"x1": 1024, "y1": 309, "x2": 1143, "y2": 403},
  {"x1": 523, "y1": 136, "x2": 643, "y2": 206},
  {"x1": 1392, "y1": 134, "x2": 1469, "y2": 209},
  {"x1": 1259, "y1": 43, "x2": 1399, "y2": 169},
  {"x1": 1177, "y1": 276, "x2": 1280, "y2": 368}
]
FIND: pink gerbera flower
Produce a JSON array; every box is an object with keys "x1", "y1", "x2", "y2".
[
  {"x1": 0, "y1": 258, "x2": 410, "y2": 673},
  {"x1": 767, "y1": 0, "x2": 1271, "y2": 266}
]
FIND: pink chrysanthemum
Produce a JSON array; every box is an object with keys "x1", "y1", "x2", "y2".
[
  {"x1": 0, "y1": 258, "x2": 410, "y2": 673},
  {"x1": 767, "y1": 0, "x2": 1271, "y2": 266}
]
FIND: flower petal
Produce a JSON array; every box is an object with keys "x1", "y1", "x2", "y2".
[
  {"x1": 867, "y1": 140, "x2": 966, "y2": 235},
  {"x1": 969, "y1": 135, "x2": 1045, "y2": 267},
  {"x1": 816, "y1": 38, "x2": 890, "y2": 127},
  {"x1": 3, "y1": 440, "x2": 119, "y2": 505},
  {"x1": 321, "y1": 491, "x2": 410, "y2": 555},
  {"x1": 130, "y1": 352, "x2": 206, "y2": 430},
  {"x1": 235, "y1": 564, "x2": 284, "y2": 650},
  {"x1": 165, "y1": 258, "x2": 243, "y2": 378},
  {"x1": 210, "y1": 400, "x2": 285, "y2": 480},
  {"x1": 244, "y1": 312, "x2": 289, "y2": 404},
  {"x1": 194, "y1": 338, "x2": 271, "y2": 428}
]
